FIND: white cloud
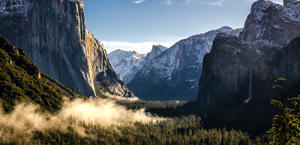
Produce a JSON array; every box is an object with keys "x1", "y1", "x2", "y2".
[
  {"x1": 132, "y1": 0, "x2": 283, "y2": 6},
  {"x1": 209, "y1": 0, "x2": 226, "y2": 7},
  {"x1": 134, "y1": 0, "x2": 146, "y2": 4},
  {"x1": 239, "y1": 0, "x2": 283, "y2": 5},
  {"x1": 166, "y1": 0, "x2": 173, "y2": 5},
  {"x1": 185, "y1": 0, "x2": 197, "y2": 5},
  {"x1": 102, "y1": 41, "x2": 174, "y2": 54}
]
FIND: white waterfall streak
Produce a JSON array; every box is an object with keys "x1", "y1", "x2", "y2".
[{"x1": 244, "y1": 68, "x2": 253, "y2": 103}]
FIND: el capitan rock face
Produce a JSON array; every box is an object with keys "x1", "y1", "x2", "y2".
[
  {"x1": 0, "y1": 0, "x2": 134, "y2": 98},
  {"x1": 197, "y1": 0, "x2": 300, "y2": 107},
  {"x1": 128, "y1": 27, "x2": 242, "y2": 100}
]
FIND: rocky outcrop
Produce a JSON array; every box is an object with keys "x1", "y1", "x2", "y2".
[
  {"x1": 198, "y1": 35, "x2": 300, "y2": 135},
  {"x1": 146, "y1": 45, "x2": 168, "y2": 59},
  {"x1": 129, "y1": 27, "x2": 242, "y2": 100},
  {"x1": 241, "y1": 0, "x2": 300, "y2": 48},
  {"x1": 197, "y1": 0, "x2": 300, "y2": 107},
  {"x1": 0, "y1": 0, "x2": 134, "y2": 98}
]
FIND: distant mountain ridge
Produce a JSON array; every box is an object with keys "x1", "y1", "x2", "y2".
[
  {"x1": 0, "y1": 0, "x2": 134, "y2": 98},
  {"x1": 108, "y1": 45, "x2": 168, "y2": 84},
  {"x1": 128, "y1": 26, "x2": 242, "y2": 100},
  {"x1": 109, "y1": 50, "x2": 146, "y2": 84}
]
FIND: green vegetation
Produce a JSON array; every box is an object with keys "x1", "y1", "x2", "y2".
[
  {"x1": 268, "y1": 95, "x2": 300, "y2": 145},
  {"x1": 268, "y1": 78, "x2": 300, "y2": 145},
  {"x1": 0, "y1": 116, "x2": 266, "y2": 145},
  {"x1": 116, "y1": 100, "x2": 187, "y2": 111},
  {"x1": 0, "y1": 35, "x2": 79, "y2": 112}
]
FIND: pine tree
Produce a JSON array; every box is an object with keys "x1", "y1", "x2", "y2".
[{"x1": 268, "y1": 78, "x2": 300, "y2": 145}]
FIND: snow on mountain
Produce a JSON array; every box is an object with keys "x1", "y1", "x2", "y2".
[
  {"x1": 150, "y1": 26, "x2": 242, "y2": 81},
  {"x1": 198, "y1": 0, "x2": 300, "y2": 107},
  {"x1": 146, "y1": 45, "x2": 168, "y2": 59},
  {"x1": 108, "y1": 50, "x2": 146, "y2": 84},
  {"x1": 128, "y1": 26, "x2": 242, "y2": 100},
  {"x1": 0, "y1": 0, "x2": 32, "y2": 16},
  {"x1": 241, "y1": 0, "x2": 300, "y2": 49},
  {"x1": 109, "y1": 45, "x2": 168, "y2": 84},
  {"x1": 283, "y1": 0, "x2": 300, "y2": 22}
]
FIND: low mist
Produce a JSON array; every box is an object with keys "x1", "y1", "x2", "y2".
[{"x1": 0, "y1": 98, "x2": 164, "y2": 142}]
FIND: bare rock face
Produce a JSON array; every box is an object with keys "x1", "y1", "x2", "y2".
[
  {"x1": 284, "y1": 0, "x2": 300, "y2": 7},
  {"x1": 0, "y1": 0, "x2": 134, "y2": 98},
  {"x1": 241, "y1": 0, "x2": 300, "y2": 48},
  {"x1": 197, "y1": 0, "x2": 300, "y2": 107},
  {"x1": 128, "y1": 27, "x2": 241, "y2": 100},
  {"x1": 196, "y1": 1, "x2": 300, "y2": 132},
  {"x1": 146, "y1": 45, "x2": 168, "y2": 59}
]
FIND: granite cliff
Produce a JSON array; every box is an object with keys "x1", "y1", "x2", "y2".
[
  {"x1": 198, "y1": 0, "x2": 300, "y2": 107},
  {"x1": 0, "y1": 0, "x2": 134, "y2": 98}
]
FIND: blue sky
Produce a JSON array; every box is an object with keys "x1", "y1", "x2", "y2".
[{"x1": 84, "y1": 0, "x2": 282, "y2": 53}]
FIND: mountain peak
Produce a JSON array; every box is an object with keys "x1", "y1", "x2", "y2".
[
  {"x1": 217, "y1": 26, "x2": 233, "y2": 33},
  {"x1": 146, "y1": 45, "x2": 168, "y2": 59},
  {"x1": 128, "y1": 26, "x2": 244, "y2": 100},
  {"x1": 240, "y1": 0, "x2": 300, "y2": 48}
]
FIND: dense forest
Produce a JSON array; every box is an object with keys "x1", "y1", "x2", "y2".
[
  {"x1": 0, "y1": 115, "x2": 267, "y2": 145},
  {"x1": 0, "y1": 92, "x2": 298, "y2": 145}
]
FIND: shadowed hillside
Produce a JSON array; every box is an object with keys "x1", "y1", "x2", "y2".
[{"x1": 0, "y1": 34, "x2": 80, "y2": 112}]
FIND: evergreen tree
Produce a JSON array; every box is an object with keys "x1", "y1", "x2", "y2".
[{"x1": 268, "y1": 78, "x2": 300, "y2": 145}]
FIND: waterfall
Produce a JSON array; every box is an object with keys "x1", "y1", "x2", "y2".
[{"x1": 244, "y1": 68, "x2": 253, "y2": 103}]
